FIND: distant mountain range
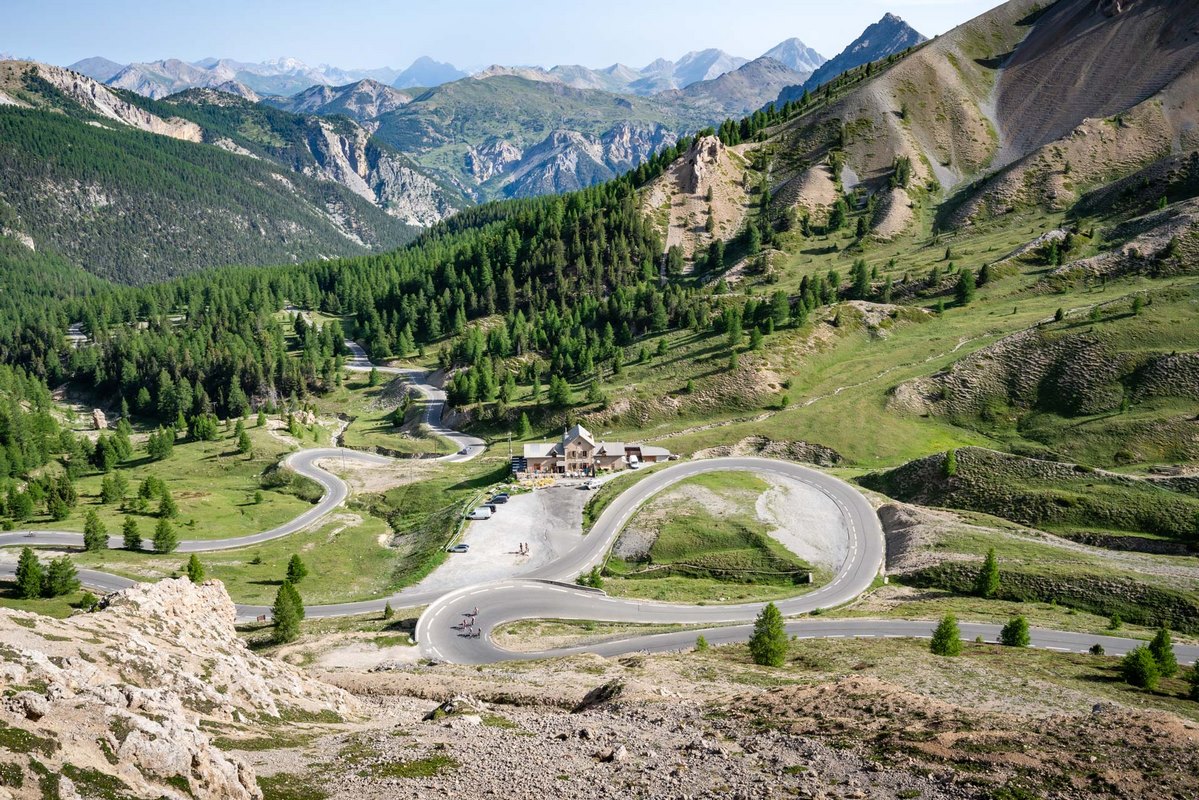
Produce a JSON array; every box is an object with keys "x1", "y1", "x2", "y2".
[
  {"x1": 34, "y1": 16, "x2": 925, "y2": 227},
  {"x1": 66, "y1": 39, "x2": 825, "y2": 100}
]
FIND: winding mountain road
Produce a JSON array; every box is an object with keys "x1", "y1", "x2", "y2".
[
  {"x1": 342, "y1": 341, "x2": 485, "y2": 462},
  {"x1": 3, "y1": 347, "x2": 1195, "y2": 669}
]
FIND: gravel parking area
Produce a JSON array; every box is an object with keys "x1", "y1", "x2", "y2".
[
  {"x1": 410, "y1": 485, "x2": 588, "y2": 591},
  {"x1": 757, "y1": 475, "x2": 848, "y2": 570}
]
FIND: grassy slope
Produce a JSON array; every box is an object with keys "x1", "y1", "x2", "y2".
[
  {"x1": 23, "y1": 425, "x2": 312, "y2": 542},
  {"x1": 604, "y1": 471, "x2": 820, "y2": 603}
]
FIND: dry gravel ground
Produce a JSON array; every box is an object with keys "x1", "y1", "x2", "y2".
[
  {"x1": 412, "y1": 485, "x2": 587, "y2": 589},
  {"x1": 238, "y1": 640, "x2": 1199, "y2": 800}
]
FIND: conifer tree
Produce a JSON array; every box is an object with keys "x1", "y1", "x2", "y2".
[
  {"x1": 185, "y1": 554, "x2": 205, "y2": 583},
  {"x1": 15, "y1": 547, "x2": 42, "y2": 600},
  {"x1": 42, "y1": 556, "x2": 80, "y2": 597},
  {"x1": 83, "y1": 509, "x2": 108, "y2": 551},
  {"x1": 1121, "y1": 645, "x2": 1160, "y2": 690},
  {"x1": 930, "y1": 613, "x2": 962, "y2": 656},
  {"x1": 153, "y1": 518, "x2": 178, "y2": 554},
  {"x1": 974, "y1": 548, "x2": 1000, "y2": 598},
  {"x1": 286, "y1": 554, "x2": 308, "y2": 584},
  {"x1": 122, "y1": 517, "x2": 142, "y2": 551},
  {"x1": 748, "y1": 602, "x2": 788, "y2": 667},
  {"x1": 1000, "y1": 615, "x2": 1030, "y2": 647},
  {"x1": 1149, "y1": 626, "x2": 1178, "y2": 677}
]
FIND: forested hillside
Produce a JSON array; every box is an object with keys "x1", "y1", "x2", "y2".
[{"x1": 0, "y1": 107, "x2": 416, "y2": 283}]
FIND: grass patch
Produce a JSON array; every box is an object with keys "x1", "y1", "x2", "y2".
[{"x1": 258, "y1": 772, "x2": 329, "y2": 800}]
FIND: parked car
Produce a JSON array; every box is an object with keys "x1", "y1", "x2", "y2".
[
  {"x1": 489, "y1": 494, "x2": 510, "y2": 504},
  {"x1": 628, "y1": 460, "x2": 642, "y2": 470},
  {"x1": 447, "y1": 543, "x2": 470, "y2": 553},
  {"x1": 464, "y1": 507, "x2": 492, "y2": 520},
  {"x1": 581, "y1": 479, "x2": 599, "y2": 490},
  {"x1": 484, "y1": 503, "x2": 498, "y2": 513}
]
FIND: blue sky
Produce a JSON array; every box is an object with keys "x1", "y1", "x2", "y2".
[{"x1": 4, "y1": 0, "x2": 1001, "y2": 70}]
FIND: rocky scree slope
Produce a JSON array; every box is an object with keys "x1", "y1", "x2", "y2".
[{"x1": 0, "y1": 578, "x2": 354, "y2": 799}]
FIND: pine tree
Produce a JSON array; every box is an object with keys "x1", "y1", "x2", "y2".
[
  {"x1": 159, "y1": 492, "x2": 178, "y2": 519},
  {"x1": 83, "y1": 509, "x2": 108, "y2": 551},
  {"x1": 153, "y1": 518, "x2": 178, "y2": 554},
  {"x1": 517, "y1": 413, "x2": 531, "y2": 439},
  {"x1": 383, "y1": 601, "x2": 394, "y2": 620},
  {"x1": 748, "y1": 602, "x2": 788, "y2": 667},
  {"x1": 930, "y1": 613, "x2": 962, "y2": 656},
  {"x1": 237, "y1": 428, "x2": 252, "y2": 455},
  {"x1": 42, "y1": 556, "x2": 80, "y2": 597},
  {"x1": 185, "y1": 554, "x2": 205, "y2": 583},
  {"x1": 1000, "y1": 615, "x2": 1030, "y2": 647},
  {"x1": 955, "y1": 268, "x2": 976, "y2": 305},
  {"x1": 113, "y1": 514, "x2": 140, "y2": 551},
  {"x1": 1121, "y1": 645, "x2": 1160, "y2": 690},
  {"x1": 1149, "y1": 626, "x2": 1178, "y2": 677},
  {"x1": 272, "y1": 581, "x2": 302, "y2": 644},
  {"x1": 286, "y1": 554, "x2": 309, "y2": 584},
  {"x1": 1187, "y1": 665, "x2": 1199, "y2": 702},
  {"x1": 974, "y1": 548, "x2": 1000, "y2": 598},
  {"x1": 944, "y1": 448, "x2": 958, "y2": 477},
  {"x1": 15, "y1": 547, "x2": 42, "y2": 600}
]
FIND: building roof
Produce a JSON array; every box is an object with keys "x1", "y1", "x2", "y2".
[
  {"x1": 564, "y1": 423, "x2": 595, "y2": 447},
  {"x1": 523, "y1": 443, "x2": 556, "y2": 458}
]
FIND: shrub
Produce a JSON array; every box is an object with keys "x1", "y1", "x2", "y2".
[
  {"x1": 1121, "y1": 646, "x2": 1160, "y2": 690},
  {"x1": 748, "y1": 602, "x2": 788, "y2": 667},
  {"x1": 930, "y1": 613, "x2": 962, "y2": 657},
  {"x1": 1089, "y1": 643, "x2": 1106, "y2": 656},
  {"x1": 695, "y1": 634, "x2": 709, "y2": 652},
  {"x1": 1000, "y1": 615, "x2": 1030, "y2": 647},
  {"x1": 1188, "y1": 666, "x2": 1199, "y2": 702}
]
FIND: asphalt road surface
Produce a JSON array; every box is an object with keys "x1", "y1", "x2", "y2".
[{"x1": 342, "y1": 340, "x2": 485, "y2": 462}]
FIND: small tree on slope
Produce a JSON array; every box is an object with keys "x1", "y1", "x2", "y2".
[
  {"x1": 974, "y1": 548, "x2": 1000, "y2": 598},
  {"x1": 1000, "y1": 615, "x2": 1030, "y2": 647},
  {"x1": 1149, "y1": 626, "x2": 1178, "y2": 677},
  {"x1": 83, "y1": 509, "x2": 108, "y2": 552},
  {"x1": 930, "y1": 613, "x2": 962, "y2": 657},
  {"x1": 15, "y1": 547, "x2": 42, "y2": 600},
  {"x1": 184, "y1": 554, "x2": 205, "y2": 583},
  {"x1": 286, "y1": 554, "x2": 309, "y2": 584},
  {"x1": 748, "y1": 602, "x2": 788, "y2": 667},
  {"x1": 272, "y1": 580, "x2": 304, "y2": 644},
  {"x1": 1122, "y1": 645, "x2": 1160, "y2": 690}
]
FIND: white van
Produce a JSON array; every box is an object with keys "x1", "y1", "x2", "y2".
[{"x1": 465, "y1": 507, "x2": 493, "y2": 520}]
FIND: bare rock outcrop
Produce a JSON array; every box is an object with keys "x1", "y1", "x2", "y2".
[{"x1": 0, "y1": 578, "x2": 355, "y2": 798}]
